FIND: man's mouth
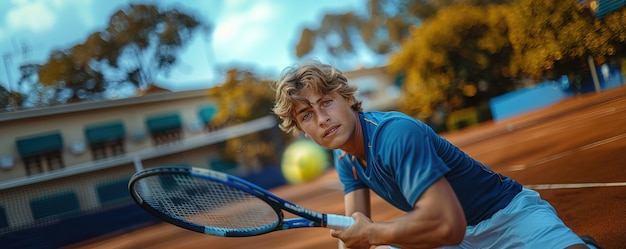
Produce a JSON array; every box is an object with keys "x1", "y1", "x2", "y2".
[{"x1": 324, "y1": 125, "x2": 339, "y2": 137}]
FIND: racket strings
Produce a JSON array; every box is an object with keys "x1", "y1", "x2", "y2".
[{"x1": 134, "y1": 174, "x2": 279, "y2": 232}]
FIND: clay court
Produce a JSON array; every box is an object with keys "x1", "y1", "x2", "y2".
[{"x1": 70, "y1": 86, "x2": 626, "y2": 249}]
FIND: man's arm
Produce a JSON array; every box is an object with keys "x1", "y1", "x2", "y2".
[
  {"x1": 339, "y1": 188, "x2": 370, "y2": 249},
  {"x1": 344, "y1": 188, "x2": 371, "y2": 217},
  {"x1": 332, "y1": 177, "x2": 466, "y2": 249}
]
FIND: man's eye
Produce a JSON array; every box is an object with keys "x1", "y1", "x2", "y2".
[
  {"x1": 302, "y1": 113, "x2": 312, "y2": 121},
  {"x1": 322, "y1": 99, "x2": 333, "y2": 106}
]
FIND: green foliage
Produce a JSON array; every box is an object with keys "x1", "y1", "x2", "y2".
[{"x1": 27, "y1": 4, "x2": 207, "y2": 104}]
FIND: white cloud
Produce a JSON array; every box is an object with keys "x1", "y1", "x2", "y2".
[
  {"x1": 213, "y1": 1, "x2": 284, "y2": 63},
  {"x1": 6, "y1": 0, "x2": 56, "y2": 32},
  {"x1": 0, "y1": 0, "x2": 366, "y2": 91},
  {"x1": 5, "y1": 0, "x2": 96, "y2": 34}
]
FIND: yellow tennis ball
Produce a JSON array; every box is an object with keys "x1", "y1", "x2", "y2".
[{"x1": 281, "y1": 140, "x2": 329, "y2": 184}]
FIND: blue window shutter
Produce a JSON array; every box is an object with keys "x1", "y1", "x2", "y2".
[
  {"x1": 198, "y1": 105, "x2": 217, "y2": 124},
  {"x1": 16, "y1": 132, "x2": 63, "y2": 156},
  {"x1": 84, "y1": 121, "x2": 126, "y2": 143},
  {"x1": 146, "y1": 113, "x2": 182, "y2": 132}
]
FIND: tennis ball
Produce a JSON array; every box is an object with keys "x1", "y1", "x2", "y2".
[{"x1": 281, "y1": 140, "x2": 329, "y2": 184}]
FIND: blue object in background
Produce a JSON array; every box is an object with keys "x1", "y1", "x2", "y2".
[
  {"x1": 490, "y1": 64, "x2": 624, "y2": 121},
  {"x1": 598, "y1": 63, "x2": 625, "y2": 90},
  {"x1": 490, "y1": 81, "x2": 573, "y2": 121}
]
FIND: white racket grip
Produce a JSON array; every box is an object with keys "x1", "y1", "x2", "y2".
[{"x1": 326, "y1": 214, "x2": 354, "y2": 230}]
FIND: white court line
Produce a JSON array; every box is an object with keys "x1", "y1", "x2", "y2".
[
  {"x1": 325, "y1": 177, "x2": 626, "y2": 191},
  {"x1": 525, "y1": 182, "x2": 626, "y2": 190}
]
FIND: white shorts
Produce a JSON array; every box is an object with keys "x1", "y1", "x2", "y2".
[{"x1": 440, "y1": 187, "x2": 585, "y2": 248}]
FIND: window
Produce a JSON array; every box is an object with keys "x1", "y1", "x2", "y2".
[
  {"x1": 96, "y1": 178, "x2": 131, "y2": 205},
  {"x1": 45, "y1": 152, "x2": 64, "y2": 170},
  {"x1": 111, "y1": 141, "x2": 125, "y2": 155},
  {"x1": 19, "y1": 152, "x2": 64, "y2": 175},
  {"x1": 91, "y1": 144, "x2": 107, "y2": 160},
  {"x1": 146, "y1": 113, "x2": 183, "y2": 145},
  {"x1": 16, "y1": 132, "x2": 65, "y2": 175},
  {"x1": 151, "y1": 129, "x2": 181, "y2": 145},
  {"x1": 30, "y1": 192, "x2": 80, "y2": 221},
  {"x1": 85, "y1": 121, "x2": 126, "y2": 160},
  {"x1": 199, "y1": 105, "x2": 222, "y2": 131},
  {"x1": 90, "y1": 140, "x2": 125, "y2": 160},
  {"x1": 22, "y1": 155, "x2": 43, "y2": 175}
]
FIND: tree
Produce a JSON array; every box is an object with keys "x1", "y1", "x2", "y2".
[
  {"x1": 16, "y1": 63, "x2": 65, "y2": 108},
  {"x1": 0, "y1": 85, "x2": 23, "y2": 111},
  {"x1": 37, "y1": 49, "x2": 105, "y2": 102},
  {"x1": 30, "y1": 4, "x2": 208, "y2": 103},
  {"x1": 388, "y1": 4, "x2": 513, "y2": 121},
  {"x1": 386, "y1": 0, "x2": 626, "y2": 127},
  {"x1": 601, "y1": 6, "x2": 626, "y2": 46},
  {"x1": 295, "y1": 0, "x2": 516, "y2": 64},
  {"x1": 504, "y1": 0, "x2": 620, "y2": 80},
  {"x1": 206, "y1": 69, "x2": 287, "y2": 170},
  {"x1": 601, "y1": 7, "x2": 626, "y2": 73}
]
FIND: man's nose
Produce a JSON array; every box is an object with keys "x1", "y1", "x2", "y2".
[{"x1": 318, "y1": 110, "x2": 330, "y2": 125}]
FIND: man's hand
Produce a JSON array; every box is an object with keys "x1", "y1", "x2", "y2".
[{"x1": 331, "y1": 212, "x2": 374, "y2": 249}]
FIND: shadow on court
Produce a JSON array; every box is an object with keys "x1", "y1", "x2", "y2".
[{"x1": 68, "y1": 86, "x2": 626, "y2": 249}]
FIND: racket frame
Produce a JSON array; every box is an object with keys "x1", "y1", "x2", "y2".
[{"x1": 129, "y1": 166, "x2": 347, "y2": 237}]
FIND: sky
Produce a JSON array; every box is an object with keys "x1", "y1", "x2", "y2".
[{"x1": 0, "y1": 0, "x2": 373, "y2": 93}]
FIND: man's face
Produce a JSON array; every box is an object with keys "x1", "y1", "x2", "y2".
[{"x1": 293, "y1": 88, "x2": 358, "y2": 150}]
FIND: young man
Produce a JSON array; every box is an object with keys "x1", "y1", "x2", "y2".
[{"x1": 272, "y1": 59, "x2": 600, "y2": 249}]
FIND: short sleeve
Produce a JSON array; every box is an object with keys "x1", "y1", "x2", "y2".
[
  {"x1": 334, "y1": 149, "x2": 367, "y2": 195},
  {"x1": 373, "y1": 118, "x2": 450, "y2": 207}
]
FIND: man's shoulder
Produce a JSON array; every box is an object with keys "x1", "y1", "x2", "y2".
[
  {"x1": 362, "y1": 111, "x2": 423, "y2": 130},
  {"x1": 362, "y1": 111, "x2": 416, "y2": 124},
  {"x1": 363, "y1": 112, "x2": 431, "y2": 150}
]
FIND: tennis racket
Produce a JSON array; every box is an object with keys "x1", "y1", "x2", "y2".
[{"x1": 128, "y1": 165, "x2": 354, "y2": 237}]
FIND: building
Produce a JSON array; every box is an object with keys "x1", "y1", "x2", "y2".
[{"x1": 0, "y1": 87, "x2": 277, "y2": 247}]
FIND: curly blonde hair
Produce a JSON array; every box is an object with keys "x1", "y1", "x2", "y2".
[{"x1": 272, "y1": 59, "x2": 362, "y2": 135}]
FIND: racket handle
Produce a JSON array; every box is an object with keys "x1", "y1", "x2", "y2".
[{"x1": 326, "y1": 214, "x2": 354, "y2": 230}]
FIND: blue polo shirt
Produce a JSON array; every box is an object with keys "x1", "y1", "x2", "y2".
[{"x1": 335, "y1": 111, "x2": 522, "y2": 226}]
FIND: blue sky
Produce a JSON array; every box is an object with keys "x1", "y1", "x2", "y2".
[{"x1": 0, "y1": 0, "x2": 372, "y2": 93}]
